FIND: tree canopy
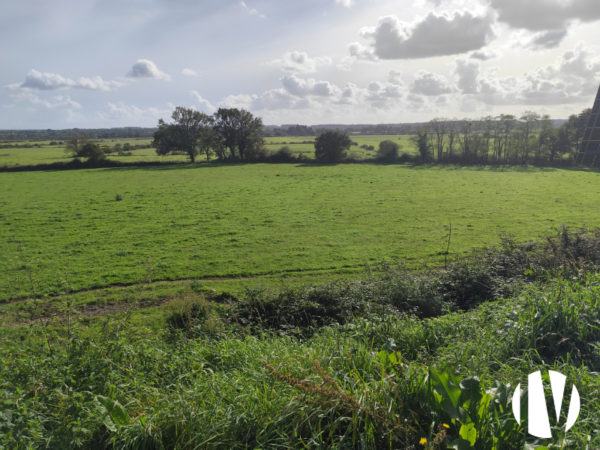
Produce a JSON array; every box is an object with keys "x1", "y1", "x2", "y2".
[
  {"x1": 213, "y1": 108, "x2": 264, "y2": 161},
  {"x1": 314, "y1": 130, "x2": 352, "y2": 163},
  {"x1": 65, "y1": 135, "x2": 106, "y2": 162},
  {"x1": 153, "y1": 107, "x2": 264, "y2": 162},
  {"x1": 152, "y1": 107, "x2": 214, "y2": 163}
]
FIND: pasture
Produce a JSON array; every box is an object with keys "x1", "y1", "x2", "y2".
[
  {"x1": 2, "y1": 163, "x2": 600, "y2": 302},
  {"x1": 0, "y1": 135, "x2": 418, "y2": 167},
  {"x1": 2, "y1": 158, "x2": 600, "y2": 448}
]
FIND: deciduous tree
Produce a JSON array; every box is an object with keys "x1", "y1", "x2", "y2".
[
  {"x1": 314, "y1": 130, "x2": 352, "y2": 163},
  {"x1": 152, "y1": 107, "x2": 214, "y2": 163}
]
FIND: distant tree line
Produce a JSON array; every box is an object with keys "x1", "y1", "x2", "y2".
[
  {"x1": 0, "y1": 127, "x2": 156, "y2": 142},
  {"x1": 264, "y1": 123, "x2": 434, "y2": 136},
  {"x1": 411, "y1": 109, "x2": 592, "y2": 166},
  {"x1": 265, "y1": 124, "x2": 316, "y2": 137},
  {"x1": 39, "y1": 105, "x2": 597, "y2": 168}
]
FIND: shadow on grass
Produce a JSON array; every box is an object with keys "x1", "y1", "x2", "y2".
[{"x1": 3, "y1": 157, "x2": 599, "y2": 175}]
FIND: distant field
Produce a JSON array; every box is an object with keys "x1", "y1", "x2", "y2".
[
  {"x1": 265, "y1": 135, "x2": 417, "y2": 159},
  {"x1": 0, "y1": 135, "x2": 417, "y2": 167},
  {"x1": 0, "y1": 138, "x2": 165, "y2": 166},
  {"x1": 2, "y1": 164, "x2": 600, "y2": 301}
]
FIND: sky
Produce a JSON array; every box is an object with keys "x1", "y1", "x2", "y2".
[{"x1": 1, "y1": 0, "x2": 600, "y2": 128}]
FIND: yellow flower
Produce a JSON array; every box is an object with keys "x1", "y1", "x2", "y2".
[
  {"x1": 419, "y1": 437, "x2": 428, "y2": 445},
  {"x1": 442, "y1": 423, "x2": 450, "y2": 429}
]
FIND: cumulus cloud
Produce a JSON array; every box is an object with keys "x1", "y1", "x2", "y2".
[
  {"x1": 222, "y1": 89, "x2": 310, "y2": 111},
  {"x1": 20, "y1": 69, "x2": 122, "y2": 91},
  {"x1": 100, "y1": 102, "x2": 171, "y2": 123},
  {"x1": 388, "y1": 70, "x2": 404, "y2": 86},
  {"x1": 455, "y1": 59, "x2": 480, "y2": 94},
  {"x1": 190, "y1": 90, "x2": 215, "y2": 113},
  {"x1": 469, "y1": 50, "x2": 497, "y2": 61},
  {"x1": 221, "y1": 93, "x2": 256, "y2": 110},
  {"x1": 347, "y1": 42, "x2": 378, "y2": 61},
  {"x1": 452, "y1": 46, "x2": 600, "y2": 106},
  {"x1": 270, "y1": 51, "x2": 332, "y2": 73},
  {"x1": 222, "y1": 74, "x2": 407, "y2": 113},
  {"x1": 364, "y1": 81, "x2": 404, "y2": 108},
  {"x1": 253, "y1": 89, "x2": 311, "y2": 110},
  {"x1": 411, "y1": 72, "x2": 453, "y2": 96},
  {"x1": 127, "y1": 59, "x2": 170, "y2": 80},
  {"x1": 356, "y1": 12, "x2": 494, "y2": 60},
  {"x1": 281, "y1": 74, "x2": 340, "y2": 98},
  {"x1": 488, "y1": 0, "x2": 600, "y2": 31}
]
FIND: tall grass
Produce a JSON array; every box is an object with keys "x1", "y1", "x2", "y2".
[{"x1": 3, "y1": 273, "x2": 600, "y2": 447}]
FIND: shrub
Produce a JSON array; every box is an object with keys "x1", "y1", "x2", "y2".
[
  {"x1": 377, "y1": 140, "x2": 400, "y2": 162},
  {"x1": 266, "y1": 146, "x2": 297, "y2": 163},
  {"x1": 166, "y1": 300, "x2": 209, "y2": 332}
]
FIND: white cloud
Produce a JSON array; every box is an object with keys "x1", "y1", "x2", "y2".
[
  {"x1": 222, "y1": 74, "x2": 408, "y2": 113},
  {"x1": 221, "y1": 93, "x2": 256, "y2": 109},
  {"x1": 253, "y1": 88, "x2": 310, "y2": 110},
  {"x1": 411, "y1": 71, "x2": 453, "y2": 96},
  {"x1": 488, "y1": 0, "x2": 600, "y2": 31},
  {"x1": 127, "y1": 59, "x2": 170, "y2": 80},
  {"x1": 469, "y1": 50, "x2": 498, "y2": 61},
  {"x1": 281, "y1": 74, "x2": 341, "y2": 98},
  {"x1": 452, "y1": 46, "x2": 600, "y2": 107},
  {"x1": 363, "y1": 81, "x2": 404, "y2": 108},
  {"x1": 335, "y1": 0, "x2": 353, "y2": 7},
  {"x1": 240, "y1": 1, "x2": 266, "y2": 19},
  {"x1": 11, "y1": 91, "x2": 82, "y2": 109},
  {"x1": 357, "y1": 12, "x2": 494, "y2": 60},
  {"x1": 269, "y1": 51, "x2": 332, "y2": 73},
  {"x1": 190, "y1": 90, "x2": 215, "y2": 113},
  {"x1": 455, "y1": 59, "x2": 480, "y2": 94},
  {"x1": 99, "y1": 102, "x2": 171, "y2": 124},
  {"x1": 223, "y1": 89, "x2": 310, "y2": 111},
  {"x1": 19, "y1": 69, "x2": 122, "y2": 91},
  {"x1": 388, "y1": 70, "x2": 404, "y2": 86},
  {"x1": 182, "y1": 68, "x2": 198, "y2": 77}
]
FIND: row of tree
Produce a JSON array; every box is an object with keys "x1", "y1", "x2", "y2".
[
  {"x1": 151, "y1": 106, "x2": 594, "y2": 166},
  {"x1": 413, "y1": 110, "x2": 592, "y2": 165},
  {"x1": 152, "y1": 107, "x2": 263, "y2": 162}
]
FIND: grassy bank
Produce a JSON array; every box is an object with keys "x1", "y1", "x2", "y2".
[
  {"x1": 2, "y1": 272, "x2": 599, "y2": 448},
  {"x1": 2, "y1": 229, "x2": 600, "y2": 448}
]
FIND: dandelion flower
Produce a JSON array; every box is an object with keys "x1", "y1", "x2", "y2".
[{"x1": 419, "y1": 437, "x2": 428, "y2": 445}]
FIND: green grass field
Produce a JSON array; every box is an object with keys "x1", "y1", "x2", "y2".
[
  {"x1": 0, "y1": 135, "x2": 418, "y2": 167},
  {"x1": 2, "y1": 164, "x2": 600, "y2": 302},
  {"x1": 3, "y1": 160, "x2": 600, "y2": 448},
  {"x1": 265, "y1": 135, "x2": 417, "y2": 159}
]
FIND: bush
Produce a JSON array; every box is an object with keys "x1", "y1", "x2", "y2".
[
  {"x1": 78, "y1": 142, "x2": 106, "y2": 162},
  {"x1": 232, "y1": 284, "x2": 381, "y2": 335},
  {"x1": 377, "y1": 140, "x2": 399, "y2": 162},
  {"x1": 229, "y1": 228, "x2": 600, "y2": 336},
  {"x1": 265, "y1": 146, "x2": 298, "y2": 163}
]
